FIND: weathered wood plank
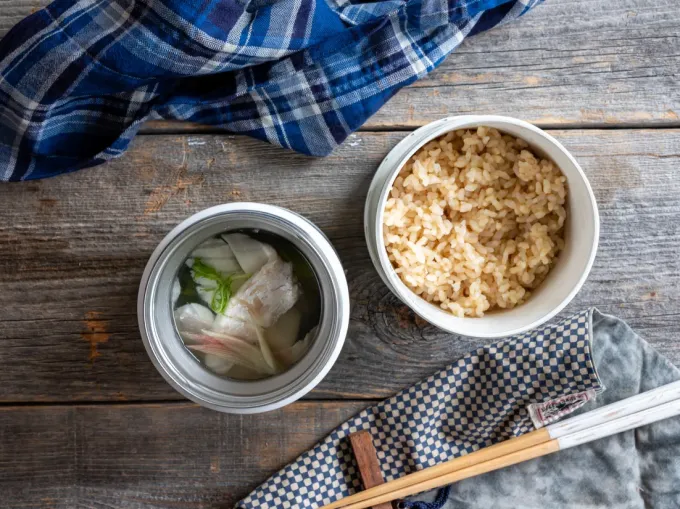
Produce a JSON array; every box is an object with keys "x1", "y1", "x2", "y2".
[
  {"x1": 0, "y1": 0, "x2": 678, "y2": 130},
  {"x1": 0, "y1": 129, "x2": 677, "y2": 402},
  {"x1": 0, "y1": 0, "x2": 48, "y2": 36},
  {"x1": 0, "y1": 401, "x2": 369, "y2": 509},
  {"x1": 369, "y1": 0, "x2": 680, "y2": 128}
]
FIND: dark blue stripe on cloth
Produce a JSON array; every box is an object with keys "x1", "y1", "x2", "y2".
[
  {"x1": 401, "y1": 486, "x2": 452, "y2": 509},
  {"x1": 0, "y1": 0, "x2": 542, "y2": 180}
]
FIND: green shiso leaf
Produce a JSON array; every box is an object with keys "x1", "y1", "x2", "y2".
[{"x1": 192, "y1": 257, "x2": 251, "y2": 314}]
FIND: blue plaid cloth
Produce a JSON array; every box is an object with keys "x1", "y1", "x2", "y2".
[
  {"x1": 237, "y1": 309, "x2": 604, "y2": 509},
  {"x1": 0, "y1": 0, "x2": 542, "y2": 181}
]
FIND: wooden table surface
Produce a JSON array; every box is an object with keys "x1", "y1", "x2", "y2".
[{"x1": 1, "y1": 0, "x2": 679, "y2": 507}]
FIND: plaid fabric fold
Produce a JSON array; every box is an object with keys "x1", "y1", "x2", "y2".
[
  {"x1": 0, "y1": 0, "x2": 543, "y2": 181},
  {"x1": 237, "y1": 309, "x2": 604, "y2": 509}
]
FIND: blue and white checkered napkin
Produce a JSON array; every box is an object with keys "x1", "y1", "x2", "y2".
[
  {"x1": 0, "y1": 0, "x2": 543, "y2": 181},
  {"x1": 237, "y1": 309, "x2": 604, "y2": 509}
]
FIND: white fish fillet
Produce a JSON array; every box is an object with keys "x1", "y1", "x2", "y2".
[
  {"x1": 225, "y1": 257, "x2": 300, "y2": 328},
  {"x1": 222, "y1": 233, "x2": 276, "y2": 274},
  {"x1": 212, "y1": 296, "x2": 300, "y2": 348},
  {"x1": 212, "y1": 314, "x2": 258, "y2": 343}
]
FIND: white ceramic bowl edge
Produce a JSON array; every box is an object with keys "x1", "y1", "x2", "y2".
[{"x1": 365, "y1": 116, "x2": 599, "y2": 339}]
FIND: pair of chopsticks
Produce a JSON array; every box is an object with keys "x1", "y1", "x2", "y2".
[{"x1": 323, "y1": 380, "x2": 680, "y2": 509}]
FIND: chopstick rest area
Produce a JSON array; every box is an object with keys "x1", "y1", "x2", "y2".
[
  {"x1": 235, "y1": 309, "x2": 680, "y2": 509},
  {"x1": 327, "y1": 381, "x2": 680, "y2": 509}
]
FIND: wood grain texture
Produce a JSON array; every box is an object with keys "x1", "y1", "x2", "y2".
[
  {"x1": 368, "y1": 0, "x2": 680, "y2": 128},
  {"x1": 0, "y1": 401, "x2": 368, "y2": 509},
  {"x1": 0, "y1": 3, "x2": 678, "y2": 506},
  {"x1": 0, "y1": 129, "x2": 678, "y2": 402},
  {"x1": 0, "y1": 0, "x2": 49, "y2": 37},
  {"x1": 0, "y1": 0, "x2": 678, "y2": 131}
]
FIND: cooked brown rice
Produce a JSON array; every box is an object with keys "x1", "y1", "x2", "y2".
[{"x1": 383, "y1": 126, "x2": 567, "y2": 318}]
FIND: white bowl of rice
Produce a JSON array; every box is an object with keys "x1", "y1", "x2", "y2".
[{"x1": 365, "y1": 116, "x2": 599, "y2": 338}]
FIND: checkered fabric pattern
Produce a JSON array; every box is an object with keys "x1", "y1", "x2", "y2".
[
  {"x1": 237, "y1": 309, "x2": 604, "y2": 509},
  {"x1": 0, "y1": 0, "x2": 543, "y2": 181}
]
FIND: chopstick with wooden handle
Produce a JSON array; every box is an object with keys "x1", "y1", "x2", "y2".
[
  {"x1": 322, "y1": 380, "x2": 680, "y2": 509},
  {"x1": 339, "y1": 395, "x2": 680, "y2": 509},
  {"x1": 322, "y1": 428, "x2": 553, "y2": 509}
]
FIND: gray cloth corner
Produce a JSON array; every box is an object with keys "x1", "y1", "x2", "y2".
[{"x1": 410, "y1": 309, "x2": 680, "y2": 509}]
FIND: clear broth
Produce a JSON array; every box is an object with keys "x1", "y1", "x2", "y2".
[{"x1": 172, "y1": 229, "x2": 321, "y2": 380}]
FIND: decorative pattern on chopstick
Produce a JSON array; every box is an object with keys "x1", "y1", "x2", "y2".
[
  {"x1": 556, "y1": 395, "x2": 680, "y2": 450},
  {"x1": 324, "y1": 380, "x2": 680, "y2": 509},
  {"x1": 547, "y1": 379, "x2": 680, "y2": 440}
]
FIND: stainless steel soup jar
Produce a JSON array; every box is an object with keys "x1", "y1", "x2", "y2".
[{"x1": 138, "y1": 203, "x2": 350, "y2": 414}]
